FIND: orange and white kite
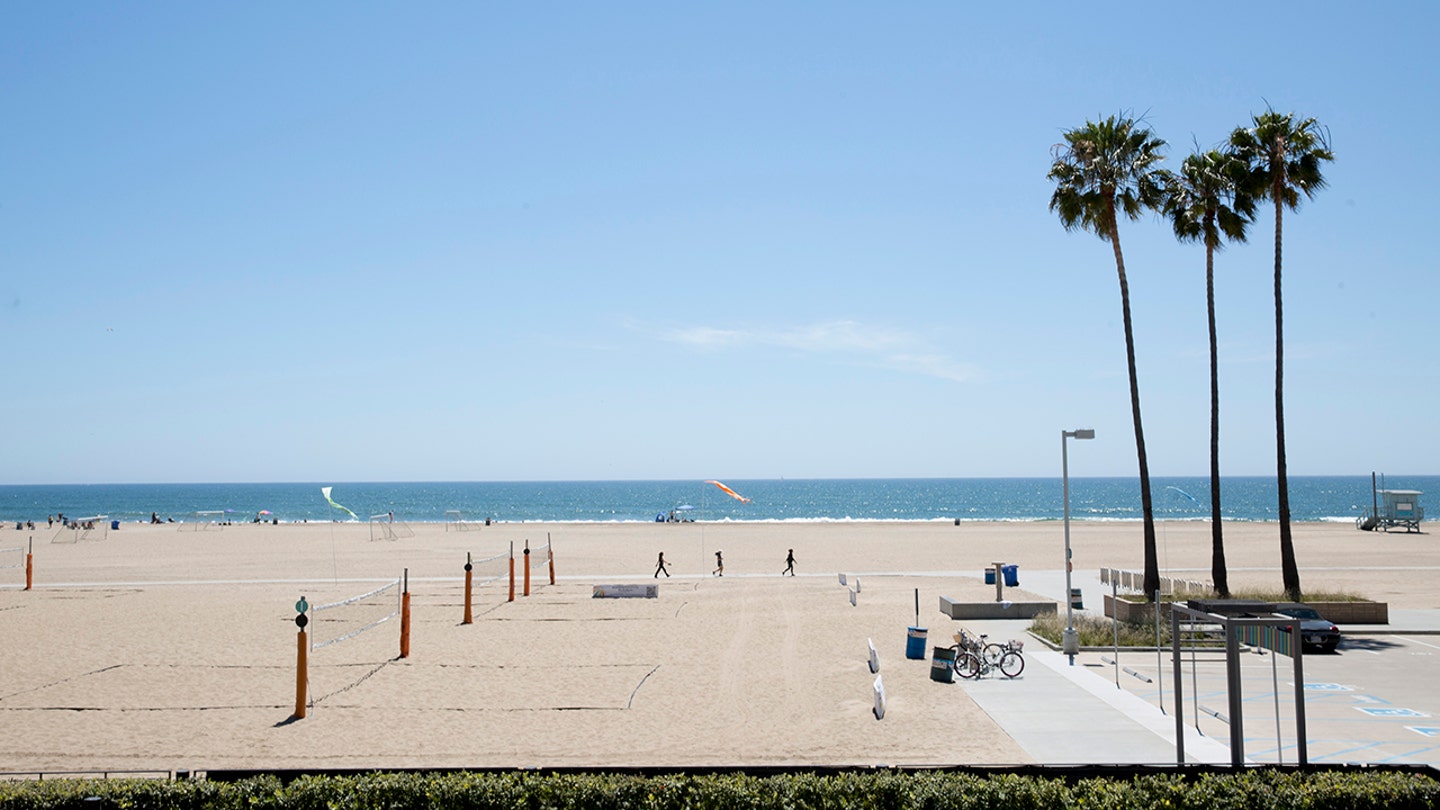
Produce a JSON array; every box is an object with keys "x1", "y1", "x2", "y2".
[{"x1": 706, "y1": 480, "x2": 751, "y2": 504}]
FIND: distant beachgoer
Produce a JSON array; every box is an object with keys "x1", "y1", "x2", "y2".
[
  {"x1": 713, "y1": 550, "x2": 724, "y2": 577},
  {"x1": 48, "y1": 515, "x2": 54, "y2": 528},
  {"x1": 783, "y1": 549, "x2": 795, "y2": 576},
  {"x1": 151, "y1": 512, "x2": 161, "y2": 524},
  {"x1": 654, "y1": 551, "x2": 670, "y2": 578}
]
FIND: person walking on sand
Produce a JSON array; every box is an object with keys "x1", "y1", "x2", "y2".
[
  {"x1": 713, "y1": 550, "x2": 724, "y2": 577},
  {"x1": 654, "y1": 551, "x2": 670, "y2": 578},
  {"x1": 783, "y1": 548, "x2": 796, "y2": 576}
]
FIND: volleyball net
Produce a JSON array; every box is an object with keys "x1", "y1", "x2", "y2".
[
  {"x1": 0, "y1": 544, "x2": 24, "y2": 585},
  {"x1": 445, "y1": 510, "x2": 485, "y2": 531},
  {"x1": 52, "y1": 516, "x2": 108, "y2": 544},
  {"x1": 470, "y1": 549, "x2": 512, "y2": 589},
  {"x1": 310, "y1": 578, "x2": 403, "y2": 652},
  {"x1": 182, "y1": 510, "x2": 226, "y2": 532},
  {"x1": 528, "y1": 537, "x2": 555, "y2": 590},
  {"x1": 368, "y1": 513, "x2": 415, "y2": 542}
]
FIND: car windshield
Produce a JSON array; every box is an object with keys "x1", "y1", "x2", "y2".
[{"x1": 1280, "y1": 607, "x2": 1321, "y2": 619}]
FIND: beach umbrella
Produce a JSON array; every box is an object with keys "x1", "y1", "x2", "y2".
[{"x1": 259, "y1": 510, "x2": 272, "y2": 515}]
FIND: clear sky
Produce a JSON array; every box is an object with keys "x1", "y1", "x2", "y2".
[{"x1": 3, "y1": 3, "x2": 1436, "y2": 484}]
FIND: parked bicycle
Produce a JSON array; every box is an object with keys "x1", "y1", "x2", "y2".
[{"x1": 949, "y1": 630, "x2": 1024, "y2": 679}]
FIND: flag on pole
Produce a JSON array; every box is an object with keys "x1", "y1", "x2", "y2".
[
  {"x1": 321, "y1": 486, "x2": 358, "y2": 519},
  {"x1": 705, "y1": 480, "x2": 751, "y2": 504}
]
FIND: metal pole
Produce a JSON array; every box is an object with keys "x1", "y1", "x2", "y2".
[
  {"x1": 1112, "y1": 578, "x2": 1120, "y2": 687},
  {"x1": 1271, "y1": 627, "x2": 1283, "y2": 764},
  {"x1": 1062, "y1": 431, "x2": 1077, "y2": 662},
  {"x1": 1156, "y1": 590, "x2": 1164, "y2": 713},
  {"x1": 1172, "y1": 609, "x2": 1184, "y2": 764},
  {"x1": 1226, "y1": 619, "x2": 1244, "y2": 766},
  {"x1": 1293, "y1": 620, "x2": 1308, "y2": 765}
]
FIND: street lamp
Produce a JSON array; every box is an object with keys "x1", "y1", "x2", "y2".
[{"x1": 1062, "y1": 428, "x2": 1095, "y2": 664}]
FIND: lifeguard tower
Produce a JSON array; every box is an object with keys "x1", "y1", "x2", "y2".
[{"x1": 1357, "y1": 488, "x2": 1424, "y2": 533}]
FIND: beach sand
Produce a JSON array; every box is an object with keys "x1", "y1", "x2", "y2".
[{"x1": 0, "y1": 519, "x2": 1434, "y2": 773}]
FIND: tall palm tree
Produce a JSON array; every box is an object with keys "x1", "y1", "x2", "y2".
[
  {"x1": 1161, "y1": 149, "x2": 1256, "y2": 599},
  {"x1": 1230, "y1": 110, "x2": 1334, "y2": 602},
  {"x1": 1048, "y1": 114, "x2": 1167, "y2": 599}
]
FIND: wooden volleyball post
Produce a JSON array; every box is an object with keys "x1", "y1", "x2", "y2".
[
  {"x1": 463, "y1": 552, "x2": 474, "y2": 625},
  {"x1": 507, "y1": 541, "x2": 515, "y2": 602},
  {"x1": 523, "y1": 540, "x2": 531, "y2": 597},
  {"x1": 293, "y1": 596, "x2": 309, "y2": 720},
  {"x1": 547, "y1": 532, "x2": 556, "y2": 585},
  {"x1": 399, "y1": 568, "x2": 411, "y2": 659},
  {"x1": 25, "y1": 538, "x2": 33, "y2": 591}
]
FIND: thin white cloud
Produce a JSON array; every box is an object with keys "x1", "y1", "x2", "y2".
[{"x1": 654, "y1": 320, "x2": 978, "y2": 383}]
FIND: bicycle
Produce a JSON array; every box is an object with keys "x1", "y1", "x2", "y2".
[
  {"x1": 949, "y1": 630, "x2": 1025, "y2": 679},
  {"x1": 952, "y1": 628, "x2": 1010, "y2": 666}
]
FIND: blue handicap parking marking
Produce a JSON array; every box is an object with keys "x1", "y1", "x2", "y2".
[
  {"x1": 1302, "y1": 682, "x2": 1353, "y2": 692},
  {"x1": 1356, "y1": 707, "x2": 1430, "y2": 718},
  {"x1": 1408, "y1": 727, "x2": 1440, "y2": 738},
  {"x1": 1352, "y1": 694, "x2": 1389, "y2": 704}
]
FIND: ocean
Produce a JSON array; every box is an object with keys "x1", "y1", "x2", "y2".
[{"x1": 1, "y1": 476, "x2": 1432, "y2": 526}]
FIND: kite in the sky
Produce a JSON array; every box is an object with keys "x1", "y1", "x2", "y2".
[
  {"x1": 321, "y1": 486, "x2": 358, "y2": 519},
  {"x1": 1165, "y1": 486, "x2": 1199, "y2": 504},
  {"x1": 706, "y1": 480, "x2": 751, "y2": 504}
]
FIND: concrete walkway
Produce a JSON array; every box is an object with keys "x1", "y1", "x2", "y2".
[{"x1": 948, "y1": 568, "x2": 1440, "y2": 765}]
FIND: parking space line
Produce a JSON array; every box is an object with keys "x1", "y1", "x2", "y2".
[{"x1": 1392, "y1": 635, "x2": 1440, "y2": 651}]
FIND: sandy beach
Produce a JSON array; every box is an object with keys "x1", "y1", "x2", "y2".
[{"x1": 0, "y1": 519, "x2": 1434, "y2": 773}]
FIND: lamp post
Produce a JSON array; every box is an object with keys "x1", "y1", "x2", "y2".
[{"x1": 1062, "y1": 428, "x2": 1095, "y2": 664}]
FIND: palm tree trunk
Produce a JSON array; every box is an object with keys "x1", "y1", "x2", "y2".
[
  {"x1": 1109, "y1": 222, "x2": 1159, "y2": 600},
  {"x1": 1274, "y1": 194, "x2": 1301, "y2": 601},
  {"x1": 1206, "y1": 239, "x2": 1229, "y2": 597}
]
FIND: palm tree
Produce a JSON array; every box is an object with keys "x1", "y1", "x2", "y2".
[
  {"x1": 1230, "y1": 109, "x2": 1334, "y2": 602},
  {"x1": 1048, "y1": 114, "x2": 1167, "y2": 599},
  {"x1": 1161, "y1": 149, "x2": 1256, "y2": 599}
]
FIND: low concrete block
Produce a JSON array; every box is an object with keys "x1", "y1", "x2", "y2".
[{"x1": 939, "y1": 596, "x2": 1056, "y2": 620}]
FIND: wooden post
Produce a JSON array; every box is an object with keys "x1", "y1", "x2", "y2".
[
  {"x1": 399, "y1": 569, "x2": 411, "y2": 659},
  {"x1": 294, "y1": 628, "x2": 308, "y2": 719},
  {"x1": 547, "y1": 532, "x2": 556, "y2": 585},
  {"x1": 463, "y1": 552, "x2": 474, "y2": 625},
  {"x1": 24, "y1": 538, "x2": 33, "y2": 591},
  {"x1": 508, "y1": 541, "x2": 515, "y2": 602},
  {"x1": 293, "y1": 595, "x2": 310, "y2": 720},
  {"x1": 523, "y1": 541, "x2": 531, "y2": 597}
]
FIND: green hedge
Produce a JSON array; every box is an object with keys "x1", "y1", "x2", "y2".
[{"x1": 1, "y1": 770, "x2": 1436, "y2": 810}]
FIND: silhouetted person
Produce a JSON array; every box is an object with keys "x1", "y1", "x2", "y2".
[
  {"x1": 783, "y1": 548, "x2": 795, "y2": 576},
  {"x1": 654, "y1": 551, "x2": 670, "y2": 578}
]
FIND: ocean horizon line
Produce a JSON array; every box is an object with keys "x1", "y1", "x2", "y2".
[
  {"x1": 4, "y1": 473, "x2": 1431, "y2": 487},
  {"x1": 4, "y1": 475, "x2": 1429, "y2": 526}
]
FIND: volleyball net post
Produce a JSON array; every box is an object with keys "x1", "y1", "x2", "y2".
[
  {"x1": 508, "y1": 542, "x2": 516, "y2": 602},
  {"x1": 463, "y1": 553, "x2": 474, "y2": 625},
  {"x1": 399, "y1": 568, "x2": 411, "y2": 659},
  {"x1": 547, "y1": 532, "x2": 556, "y2": 585},
  {"x1": 26, "y1": 538, "x2": 33, "y2": 590},
  {"x1": 523, "y1": 540, "x2": 531, "y2": 596},
  {"x1": 292, "y1": 596, "x2": 310, "y2": 720}
]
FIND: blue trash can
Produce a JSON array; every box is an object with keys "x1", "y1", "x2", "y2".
[
  {"x1": 983, "y1": 569, "x2": 995, "y2": 585},
  {"x1": 111, "y1": 520, "x2": 120, "y2": 531},
  {"x1": 905, "y1": 626, "x2": 928, "y2": 659},
  {"x1": 1002, "y1": 564, "x2": 1019, "y2": 587}
]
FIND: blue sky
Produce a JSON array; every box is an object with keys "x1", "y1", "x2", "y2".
[{"x1": 3, "y1": 3, "x2": 1436, "y2": 484}]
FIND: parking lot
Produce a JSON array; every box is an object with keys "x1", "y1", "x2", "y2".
[{"x1": 1074, "y1": 631, "x2": 1440, "y2": 765}]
